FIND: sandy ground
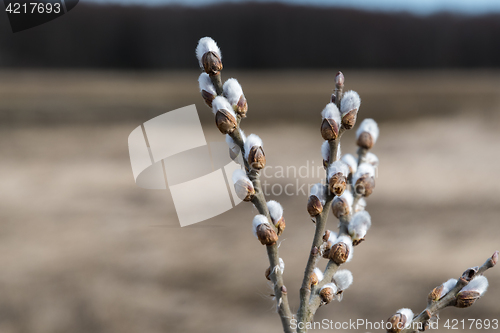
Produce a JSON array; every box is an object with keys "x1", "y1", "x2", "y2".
[{"x1": 0, "y1": 70, "x2": 499, "y2": 333}]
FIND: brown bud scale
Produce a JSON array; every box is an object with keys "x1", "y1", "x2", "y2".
[
  {"x1": 202, "y1": 51, "x2": 223, "y2": 76},
  {"x1": 387, "y1": 313, "x2": 407, "y2": 333},
  {"x1": 310, "y1": 272, "x2": 319, "y2": 286},
  {"x1": 319, "y1": 287, "x2": 334, "y2": 304},
  {"x1": 235, "y1": 95, "x2": 248, "y2": 117},
  {"x1": 256, "y1": 223, "x2": 278, "y2": 246},
  {"x1": 357, "y1": 131, "x2": 374, "y2": 149},
  {"x1": 321, "y1": 118, "x2": 339, "y2": 141},
  {"x1": 428, "y1": 285, "x2": 444, "y2": 303},
  {"x1": 342, "y1": 109, "x2": 358, "y2": 130},
  {"x1": 352, "y1": 237, "x2": 365, "y2": 246},
  {"x1": 265, "y1": 266, "x2": 271, "y2": 281},
  {"x1": 307, "y1": 195, "x2": 323, "y2": 216},
  {"x1": 275, "y1": 217, "x2": 286, "y2": 236},
  {"x1": 201, "y1": 90, "x2": 215, "y2": 108},
  {"x1": 355, "y1": 175, "x2": 375, "y2": 197},
  {"x1": 328, "y1": 242, "x2": 349, "y2": 265},
  {"x1": 323, "y1": 230, "x2": 331, "y2": 243},
  {"x1": 332, "y1": 197, "x2": 349, "y2": 219},
  {"x1": 248, "y1": 146, "x2": 266, "y2": 170},
  {"x1": 455, "y1": 290, "x2": 481, "y2": 308},
  {"x1": 215, "y1": 109, "x2": 237, "y2": 134},
  {"x1": 329, "y1": 172, "x2": 346, "y2": 196}
]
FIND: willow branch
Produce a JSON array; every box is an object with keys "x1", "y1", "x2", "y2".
[
  {"x1": 211, "y1": 71, "x2": 293, "y2": 333},
  {"x1": 400, "y1": 251, "x2": 498, "y2": 333}
]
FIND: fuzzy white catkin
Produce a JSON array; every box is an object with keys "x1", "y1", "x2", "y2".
[
  {"x1": 212, "y1": 96, "x2": 236, "y2": 117},
  {"x1": 321, "y1": 140, "x2": 330, "y2": 162},
  {"x1": 333, "y1": 269, "x2": 353, "y2": 291},
  {"x1": 352, "y1": 163, "x2": 375, "y2": 185},
  {"x1": 252, "y1": 214, "x2": 269, "y2": 238},
  {"x1": 313, "y1": 267, "x2": 324, "y2": 282},
  {"x1": 321, "y1": 103, "x2": 341, "y2": 125},
  {"x1": 232, "y1": 169, "x2": 247, "y2": 184},
  {"x1": 267, "y1": 200, "x2": 284, "y2": 222},
  {"x1": 440, "y1": 278, "x2": 458, "y2": 298},
  {"x1": 354, "y1": 198, "x2": 367, "y2": 212},
  {"x1": 327, "y1": 161, "x2": 349, "y2": 180},
  {"x1": 279, "y1": 258, "x2": 285, "y2": 274},
  {"x1": 198, "y1": 73, "x2": 216, "y2": 95},
  {"x1": 340, "y1": 90, "x2": 361, "y2": 115},
  {"x1": 223, "y1": 78, "x2": 244, "y2": 105},
  {"x1": 327, "y1": 231, "x2": 338, "y2": 244},
  {"x1": 310, "y1": 183, "x2": 327, "y2": 205},
  {"x1": 397, "y1": 308, "x2": 414, "y2": 328},
  {"x1": 462, "y1": 275, "x2": 488, "y2": 295},
  {"x1": 348, "y1": 211, "x2": 372, "y2": 240},
  {"x1": 321, "y1": 283, "x2": 338, "y2": 295},
  {"x1": 339, "y1": 190, "x2": 354, "y2": 207},
  {"x1": 341, "y1": 154, "x2": 358, "y2": 174},
  {"x1": 196, "y1": 37, "x2": 221, "y2": 68},
  {"x1": 333, "y1": 235, "x2": 353, "y2": 262},
  {"x1": 244, "y1": 134, "x2": 263, "y2": 160},
  {"x1": 365, "y1": 152, "x2": 379, "y2": 168},
  {"x1": 356, "y1": 118, "x2": 379, "y2": 143}
]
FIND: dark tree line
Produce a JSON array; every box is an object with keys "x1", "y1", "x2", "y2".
[{"x1": 0, "y1": 2, "x2": 499, "y2": 69}]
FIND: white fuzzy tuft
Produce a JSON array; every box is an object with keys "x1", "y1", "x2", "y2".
[
  {"x1": 354, "y1": 198, "x2": 367, "y2": 212},
  {"x1": 252, "y1": 215, "x2": 269, "y2": 238},
  {"x1": 212, "y1": 96, "x2": 236, "y2": 117},
  {"x1": 352, "y1": 163, "x2": 375, "y2": 185},
  {"x1": 327, "y1": 161, "x2": 349, "y2": 180},
  {"x1": 198, "y1": 73, "x2": 216, "y2": 95},
  {"x1": 223, "y1": 78, "x2": 244, "y2": 105},
  {"x1": 356, "y1": 118, "x2": 379, "y2": 143},
  {"x1": 333, "y1": 269, "x2": 353, "y2": 291},
  {"x1": 232, "y1": 168, "x2": 248, "y2": 184},
  {"x1": 340, "y1": 90, "x2": 361, "y2": 115},
  {"x1": 341, "y1": 154, "x2": 358, "y2": 174},
  {"x1": 348, "y1": 211, "x2": 372, "y2": 240},
  {"x1": 244, "y1": 134, "x2": 263, "y2": 160},
  {"x1": 279, "y1": 258, "x2": 285, "y2": 274},
  {"x1": 321, "y1": 141, "x2": 330, "y2": 162},
  {"x1": 267, "y1": 200, "x2": 284, "y2": 223},
  {"x1": 397, "y1": 308, "x2": 414, "y2": 328},
  {"x1": 321, "y1": 283, "x2": 338, "y2": 295},
  {"x1": 334, "y1": 190, "x2": 354, "y2": 211},
  {"x1": 310, "y1": 183, "x2": 327, "y2": 205},
  {"x1": 196, "y1": 37, "x2": 221, "y2": 68},
  {"x1": 327, "y1": 231, "x2": 338, "y2": 244},
  {"x1": 462, "y1": 275, "x2": 488, "y2": 295},
  {"x1": 313, "y1": 267, "x2": 324, "y2": 282},
  {"x1": 333, "y1": 235, "x2": 353, "y2": 262},
  {"x1": 321, "y1": 103, "x2": 341, "y2": 125},
  {"x1": 365, "y1": 152, "x2": 379, "y2": 168},
  {"x1": 440, "y1": 278, "x2": 458, "y2": 298}
]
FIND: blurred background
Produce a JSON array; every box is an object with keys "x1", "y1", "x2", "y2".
[{"x1": 0, "y1": 0, "x2": 499, "y2": 332}]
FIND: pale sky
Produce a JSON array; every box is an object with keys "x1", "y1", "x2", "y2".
[{"x1": 84, "y1": 0, "x2": 500, "y2": 15}]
